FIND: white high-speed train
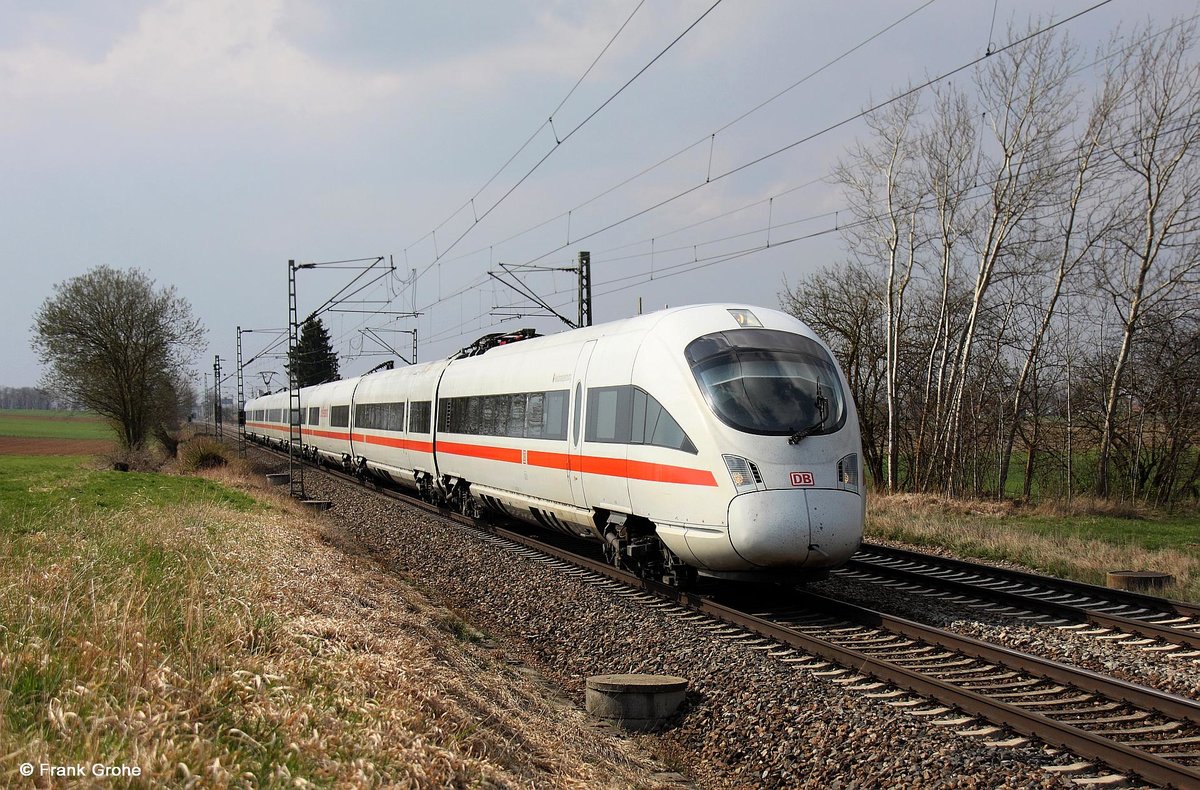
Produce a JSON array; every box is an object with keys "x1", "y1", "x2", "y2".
[{"x1": 245, "y1": 304, "x2": 864, "y2": 584}]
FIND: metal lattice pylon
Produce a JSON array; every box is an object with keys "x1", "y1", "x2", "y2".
[
  {"x1": 577, "y1": 250, "x2": 591, "y2": 328},
  {"x1": 236, "y1": 326, "x2": 246, "y2": 458},
  {"x1": 287, "y1": 260, "x2": 305, "y2": 499}
]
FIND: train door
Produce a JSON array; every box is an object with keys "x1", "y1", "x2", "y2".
[{"x1": 568, "y1": 341, "x2": 596, "y2": 509}]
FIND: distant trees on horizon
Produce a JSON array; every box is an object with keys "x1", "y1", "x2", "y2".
[{"x1": 0, "y1": 386, "x2": 63, "y2": 410}]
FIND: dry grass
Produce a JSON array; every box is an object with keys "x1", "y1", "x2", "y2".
[
  {"x1": 176, "y1": 437, "x2": 231, "y2": 473},
  {"x1": 868, "y1": 494, "x2": 1200, "y2": 602},
  {"x1": 0, "y1": 465, "x2": 674, "y2": 787}
]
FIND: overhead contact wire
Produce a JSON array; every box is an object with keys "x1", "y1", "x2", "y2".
[{"x1": 516, "y1": 0, "x2": 1117, "y2": 267}]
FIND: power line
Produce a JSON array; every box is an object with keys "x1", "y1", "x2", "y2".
[
  {"x1": 400, "y1": 0, "x2": 653, "y2": 264},
  {"x1": 399, "y1": 100, "x2": 1187, "y2": 357},
  {"x1": 418, "y1": 106, "x2": 1200, "y2": 348},
  {"x1": 338, "y1": 0, "x2": 1141, "y2": 364},
  {"x1": 515, "y1": 0, "x2": 1118, "y2": 269},
  {"x1": 414, "y1": 0, "x2": 727, "y2": 276},
  {"x1": 419, "y1": 0, "x2": 941, "y2": 275}
]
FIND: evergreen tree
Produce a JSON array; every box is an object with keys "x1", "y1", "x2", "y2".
[{"x1": 287, "y1": 317, "x2": 340, "y2": 387}]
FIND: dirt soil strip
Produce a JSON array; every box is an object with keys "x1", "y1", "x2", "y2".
[
  {"x1": 0, "y1": 436, "x2": 115, "y2": 455},
  {"x1": 0, "y1": 413, "x2": 99, "y2": 422}
]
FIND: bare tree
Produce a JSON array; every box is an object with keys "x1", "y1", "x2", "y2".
[
  {"x1": 913, "y1": 84, "x2": 980, "y2": 489},
  {"x1": 781, "y1": 261, "x2": 887, "y2": 484},
  {"x1": 996, "y1": 64, "x2": 1123, "y2": 497},
  {"x1": 937, "y1": 25, "x2": 1079, "y2": 494},
  {"x1": 32, "y1": 266, "x2": 207, "y2": 450},
  {"x1": 833, "y1": 90, "x2": 924, "y2": 492},
  {"x1": 1094, "y1": 19, "x2": 1200, "y2": 497},
  {"x1": 815, "y1": 18, "x2": 1200, "y2": 504}
]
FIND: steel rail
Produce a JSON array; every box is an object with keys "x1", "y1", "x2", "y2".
[
  {"x1": 843, "y1": 558, "x2": 1200, "y2": 650},
  {"x1": 494, "y1": 528, "x2": 1200, "y2": 789},
  {"x1": 860, "y1": 542, "x2": 1200, "y2": 620}
]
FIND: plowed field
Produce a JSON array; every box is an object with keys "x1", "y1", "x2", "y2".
[{"x1": 0, "y1": 436, "x2": 114, "y2": 455}]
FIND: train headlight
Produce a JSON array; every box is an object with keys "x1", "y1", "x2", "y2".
[
  {"x1": 836, "y1": 453, "x2": 859, "y2": 493},
  {"x1": 723, "y1": 455, "x2": 764, "y2": 493},
  {"x1": 727, "y1": 308, "x2": 763, "y2": 327}
]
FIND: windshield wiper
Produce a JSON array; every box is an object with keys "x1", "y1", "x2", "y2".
[
  {"x1": 788, "y1": 388, "x2": 828, "y2": 445},
  {"x1": 788, "y1": 419, "x2": 824, "y2": 444}
]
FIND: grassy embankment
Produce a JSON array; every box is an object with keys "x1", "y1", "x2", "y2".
[
  {"x1": 868, "y1": 494, "x2": 1200, "y2": 602},
  {"x1": 0, "y1": 441, "x2": 669, "y2": 786}
]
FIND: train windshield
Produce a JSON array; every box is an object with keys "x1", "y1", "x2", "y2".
[{"x1": 684, "y1": 329, "x2": 846, "y2": 436}]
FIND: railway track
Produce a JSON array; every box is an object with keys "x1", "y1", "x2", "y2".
[
  {"x1": 843, "y1": 544, "x2": 1200, "y2": 654},
  {"x1": 247, "y1": 443, "x2": 1200, "y2": 787},
  {"x1": 495, "y1": 529, "x2": 1200, "y2": 788}
]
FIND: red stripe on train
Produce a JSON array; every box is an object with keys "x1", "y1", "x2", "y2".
[
  {"x1": 246, "y1": 426, "x2": 716, "y2": 487},
  {"x1": 445, "y1": 443, "x2": 717, "y2": 487}
]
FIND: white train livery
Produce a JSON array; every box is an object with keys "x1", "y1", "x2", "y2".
[{"x1": 245, "y1": 304, "x2": 864, "y2": 584}]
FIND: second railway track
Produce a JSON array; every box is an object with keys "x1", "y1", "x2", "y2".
[{"x1": 843, "y1": 544, "x2": 1200, "y2": 654}]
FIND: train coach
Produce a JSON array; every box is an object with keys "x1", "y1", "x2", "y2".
[{"x1": 245, "y1": 304, "x2": 864, "y2": 585}]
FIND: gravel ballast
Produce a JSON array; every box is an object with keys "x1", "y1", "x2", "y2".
[{"x1": 282, "y1": 465, "x2": 1141, "y2": 789}]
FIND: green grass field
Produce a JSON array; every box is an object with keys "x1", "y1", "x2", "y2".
[
  {"x1": 0, "y1": 409, "x2": 116, "y2": 441},
  {"x1": 999, "y1": 511, "x2": 1200, "y2": 554},
  {"x1": 1, "y1": 451, "x2": 656, "y2": 787},
  {"x1": 0, "y1": 455, "x2": 256, "y2": 530}
]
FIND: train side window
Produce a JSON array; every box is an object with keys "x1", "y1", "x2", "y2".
[
  {"x1": 630, "y1": 388, "x2": 648, "y2": 444},
  {"x1": 572, "y1": 383, "x2": 582, "y2": 445},
  {"x1": 308, "y1": 407, "x2": 319, "y2": 425},
  {"x1": 409, "y1": 401, "x2": 431, "y2": 433},
  {"x1": 465, "y1": 397, "x2": 483, "y2": 434},
  {"x1": 441, "y1": 392, "x2": 567, "y2": 438},
  {"x1": 356, "y1": 402, "x2": 405, "y2": 432},
  {"x1": 330, "y1": 405, "x2": 350, "y2": 428},
  {"x1": 480, "y1": 396, "x2": 497, "y2": 434},
  {"x1": 585, "y1": 386, "x2": 632, "y2": 443},
  {"x1": 545, "y1": 391, "x2": 568, "y2": 440},
  {"x1": 298, "y1": 408, "x2": 306, "y2": 425},
  {"x1": 525, "y1": 392, "x2": 545, "y2": 438},
  {"x1": 489, "y1": 395, "x2": 512, "y2": 436},
  {"x1": 644, "y1": 393, "x2": 697, "y2": 453},
  {"x1": 586, "y1": 386, "x2": 697, "y2": 453},
  {"x1": 508, "y1": 394, "x2": 526, "y2": 437}
]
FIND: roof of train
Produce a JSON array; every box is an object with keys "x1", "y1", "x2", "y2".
[{"x1": 246, "y1": 303, "x2": 805, "y2": 404}]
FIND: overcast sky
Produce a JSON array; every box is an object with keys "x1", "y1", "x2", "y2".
[{"x1": 4, "y1": 0, "x2": 1196, "y2": 392}]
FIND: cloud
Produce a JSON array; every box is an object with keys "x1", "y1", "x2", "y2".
[
  {"x1": 0, "y1": 0, "x2": 413, "y2": 130},
  {"x1": 0, "y1": 0, "x2": 672, "y2": 138}
]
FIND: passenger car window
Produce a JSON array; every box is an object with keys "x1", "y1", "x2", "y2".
[{"x1": 585, "y1": 385, "x2": 696, "y2": 453}]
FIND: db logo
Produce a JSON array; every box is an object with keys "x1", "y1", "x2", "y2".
[{"x1": 790, "y1": 471, "x2": 814, "y2": 487}]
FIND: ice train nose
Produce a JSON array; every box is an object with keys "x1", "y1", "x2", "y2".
[{"x1": 727, "y1": 488, "x2": 861, "y2": 568}]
